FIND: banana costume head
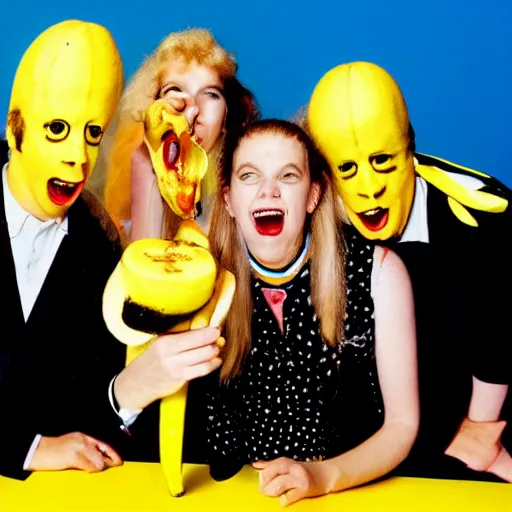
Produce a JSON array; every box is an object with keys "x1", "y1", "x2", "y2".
[
  {"x1": 6, "y1": 20, "x2": 123, "y2": 221},
  {"x1": 308, "y1": 61, "x2": 509, "y2": 239},
  {"x1": 308, "y1": 62, "x2": 415, "y2": 240},
  {"x1": 142, "y1": 100, "x2": 208, "y2": 219}
]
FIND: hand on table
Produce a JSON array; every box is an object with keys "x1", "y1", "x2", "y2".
[
  {"x1": 27, "y1": 432, "x2": 122, "y2": 473},
  {"x1": 445, "y1": 417, "x2": 506, "y2": 471},
  {"x1": 252, "y1": 457, "x2": 329, "y2": 507}
]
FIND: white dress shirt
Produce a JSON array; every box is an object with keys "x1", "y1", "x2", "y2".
[
  {"x1": 400, "y1": 168, "x2": 485, "y2": 244},
  {"x1": 2, "y1": 164, "x2": 68, "y2": 470}
]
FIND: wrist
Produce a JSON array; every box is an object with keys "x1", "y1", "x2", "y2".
[
  {"x1": 315, "y1": 459, "x2": 347, "y2": 494},
  {"x1": 26, "y1": 435, "x2": 52, "y2": 471},
  {"x1": 113, "y1": 369, "x2": 152, "y2": 411}
]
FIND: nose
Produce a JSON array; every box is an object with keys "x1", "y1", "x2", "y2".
[
  {"x1": 356, "y1": 165, "x2": 386, "y2": 199},
  {"x1": 258, "y1": 177, "x2": 280, "y2": 199},
  {"x1": 62, "y1": 136, "x2": 88, "y2": 171},
  {"x1": 183, "y1": 98, "x2": 200, "y2": 134}
]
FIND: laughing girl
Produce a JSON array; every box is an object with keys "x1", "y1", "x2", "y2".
[{"x1": 206, "y1": 119, "x2": 419, "y2": 506}]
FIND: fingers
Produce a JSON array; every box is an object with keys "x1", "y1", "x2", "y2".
[
  {"x1": 258, "y1": 458, "x2": 291, "y2": 489},
  {"x1": 182, "y1": 357, "x2": 223, "y2": 381},
  {"x1": 280, "y1": 488, "x2": 305, "y2": 507},
  {"x1": 167, "y1": 95, "x2": 187, "y2": 113},
  {"x1": 158, "y1": 327, "x2": 221, "y2": 355},
  {"x1": 78, "y1": 446, "x2": 106, "y2": 472},
  {"x1": 173, "y1": 342, "x2": 220, "y2": 367},
  {"x1": 261, "y1": 474, "x2": 295, "y2": 497},
  {"x1": 252, "y1": 460, "x2": 269, "y2": 470},
  {"x1": 96, "y1": 441, "x2": 123, "y2": 467},
  {"x1": 487, "y1": 447, "x2": 512, "y2": 482},
  {"x1": 73, "y1": 435, "x2": 123, "y2": 472}
]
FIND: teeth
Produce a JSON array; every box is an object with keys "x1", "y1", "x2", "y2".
[
  {"x1": 253, "y1": 210, "x2": 283, "y2": 218},
  {"x1": 363, "y1": 208, "x2": 382, "y2": 217},
  {"x1": 52, "y1": 179, "x2": 77, "y2": 188}
]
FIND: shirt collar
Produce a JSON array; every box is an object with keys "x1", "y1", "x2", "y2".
[
  {"x1": 400, "y1": 175, "x2": 429, "y2": 244},
  {"x1": 2, "y1": 163, "x2": 68, "y2": 239}
]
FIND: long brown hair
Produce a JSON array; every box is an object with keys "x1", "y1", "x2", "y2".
[
  {"x1": 88, "y1": 28, "x2": 259, "y2": 242},
  {"x1": 209, "y1": 119, "x2": 347, "y2": 382}
]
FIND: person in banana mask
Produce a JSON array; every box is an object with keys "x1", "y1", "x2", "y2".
[
  {"x1": 307, "y1": 61, "x2": 512, "y2": 483},
  {"x1": 0, "y1": 20, "x2": 128, "y2": 479}
]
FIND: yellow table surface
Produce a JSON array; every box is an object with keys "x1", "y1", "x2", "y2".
[{"x1": 1, "y1": 462, "x2": 511, "y2": 511}]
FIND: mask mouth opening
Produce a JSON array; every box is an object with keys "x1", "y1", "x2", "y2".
[
  {"x1": 252, "y1": 208, "x2": 285, "y2": 236},
  {"x1": 47, "y1": 178, "x2": 84, "y2": 206},
  {"x1": 357, "y1": 207, "x2": 389, "y2": 232},
  {"x1": 162, "y1": 130, "x2": 181, "y2": 172}
]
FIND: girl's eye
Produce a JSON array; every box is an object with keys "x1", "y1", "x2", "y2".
[
  {"x1": 161, "y1": 86, "x2": 181, "y2": 97},
  {"x1": 281, "y1": 173, "x2": 300, "y2": 182},
  {"x1": 240, "y1": 172, "x2": 258, "y2": 183}
]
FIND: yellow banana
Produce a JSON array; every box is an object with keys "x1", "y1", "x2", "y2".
[
  {"x1": 159, "y1": 265, "x2": 236, "y2": 497},
  {"x1": 160, "y1": 382, "x2": 189, "y2": 497},
  {"x1": 208, "y1": 269, "x2": 237, "y2": 329},
  {"x1": 415, "y1": 163, "x2": 508, "y2": 214}
]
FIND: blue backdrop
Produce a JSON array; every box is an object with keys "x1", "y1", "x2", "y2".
[{"x1": 2, "y1": 0, "x2": 511, "y2": 184}]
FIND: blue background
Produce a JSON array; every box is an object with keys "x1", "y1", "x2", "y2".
[{"x1": 1, "y1": 0, "x2": 511, "y2": 184}]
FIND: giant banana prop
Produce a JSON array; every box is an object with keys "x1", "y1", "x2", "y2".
[{"x1": 103, "y1": 100, "x2": 235, "y2": 496}]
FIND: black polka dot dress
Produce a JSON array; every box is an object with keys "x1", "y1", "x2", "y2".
[{"x1": 207, "y1": 228, "x2": 384, "y2": 481}]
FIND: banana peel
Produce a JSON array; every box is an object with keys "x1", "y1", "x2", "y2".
[
  {"x1": 102, "y1": 220, "x2": 235, "y2": 497},
  {"x1": 415, "y1": 162, "x2": 508, "y2": 228}
]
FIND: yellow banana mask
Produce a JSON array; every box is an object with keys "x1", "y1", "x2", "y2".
[
  {"x1": 6, "y1": 20, "x2": 123, "y2": 221},
  {"x1": 308, "y1": 62, "x2": 415, "y2": 240},
  {"x1": 307, "y1": 62, "x2": 508, "y2": 238},
  {"x1": 142, "y1": 100, "x2": 208, "y2": 219}
]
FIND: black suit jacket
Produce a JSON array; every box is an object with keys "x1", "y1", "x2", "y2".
[
  {"x1": 0, "y1": 141, "x2": 130, "y2": 479},
  {"x1": 389, "y1": 154, "x2": 512, "y2": 479}
]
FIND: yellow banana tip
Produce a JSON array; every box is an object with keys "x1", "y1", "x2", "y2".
[{"x1": 216, "y1": 336, "x2": 226, "y2": 348}]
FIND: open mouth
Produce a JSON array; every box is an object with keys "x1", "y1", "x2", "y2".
[
  {"x1": 47, "y1": 178, "x2": 84, "y2": 206},
  {"x1": 252, "y1": 209, "x2": 284, "y2": 236},
  {"x1": 357, "y1": 207, "x2": 389, "y2": 232},
  {"x1": 162, "y1": 130, "x2": 181, "y2": 171}
]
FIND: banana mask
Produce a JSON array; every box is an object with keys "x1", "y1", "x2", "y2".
[
  {"x1": 143, "y1": 100, "x2": 208, "y2": 219},
  {"x1": 308, "y1": 62, "x2": 415, "y2": 240},
  {"x1": 6, "y1": 20, "x2": 123, "y2": 221}
]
